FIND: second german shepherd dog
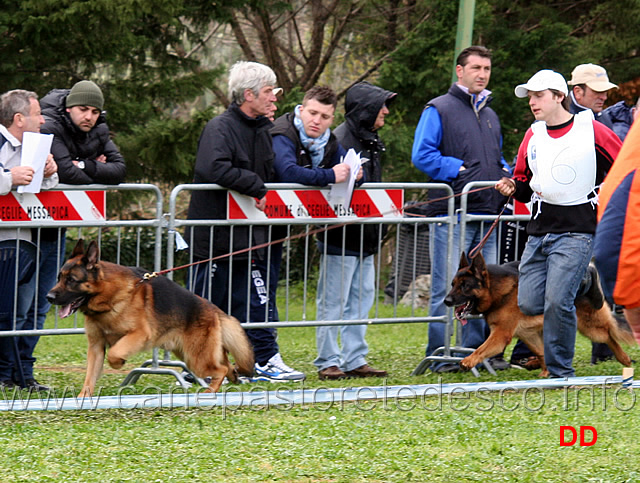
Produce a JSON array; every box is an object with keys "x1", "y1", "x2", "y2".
[
  {"x1": 47, "y1": 239, "x2": 254, "y2": 396},
  {"x1": 444, "y1": 252, "x2": 634, "y2": 376}
]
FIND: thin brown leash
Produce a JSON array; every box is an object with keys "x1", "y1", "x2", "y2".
[
  {"x1": 467, "y1": 195, "x2": 513, "y2": 260},
  {"x1": 144, "y1": 223, "x2": 346, "y2": 280},
  {"x1": 141, "y1": 185, "x2": 500, "y2": 281}
]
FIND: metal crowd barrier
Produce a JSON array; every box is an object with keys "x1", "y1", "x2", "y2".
[
  {"x1": 411, "y1": 181, "x2": 532, "y2": 376},
  {"x1": 166, "y1": 182, "x2": 450, "y2": 326},
  {"x1": 0, "y1": 183, "x2": 164, "y2": 334},
  {"x1": 160, "y1": 182, "x2": 456, "y2": 386},
  {"x1": 0, "y1": 184, "x2": 183, "y2": 386},
  {"x1": 2, "y1": 180, "x2": 534, "y2": 388}
]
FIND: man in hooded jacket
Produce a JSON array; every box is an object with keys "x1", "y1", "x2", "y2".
[{"x1": 313, "y1": 82, "x2": 396, "y2": 380}]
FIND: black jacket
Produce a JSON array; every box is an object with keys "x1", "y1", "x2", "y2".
[
  {"x1": 186, "y1": 102, "x2": 275, "y2": 260},
  {"x1": 322, "y1": 82, "x2": 396, "y2": 256},
  {"x1": 40, "y1": 89, "x2": 126, "y2": 185}
]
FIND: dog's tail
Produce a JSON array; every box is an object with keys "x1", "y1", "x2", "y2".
[
  {"x1": 609, "y1": 310, "x2": 636, "y2": 346},
  {"x1": 220, "y1": 314, "x2": 255, "y2": 376}
]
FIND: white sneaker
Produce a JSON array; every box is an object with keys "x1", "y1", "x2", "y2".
[{"x1": 254, "y1": 353, "x2": 306, "y2": 382}]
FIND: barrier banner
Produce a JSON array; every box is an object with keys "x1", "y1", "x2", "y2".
[
  {"x1": 0, "y1": 191, "x2": 106, "y2": 221},
  {"x1": 228, "y1": 188, "x2": 404, "y2": 220}
]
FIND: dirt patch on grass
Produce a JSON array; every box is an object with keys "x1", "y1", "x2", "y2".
[{"x1": 38, "y1": 365, "x2": 130, "y2": 375}]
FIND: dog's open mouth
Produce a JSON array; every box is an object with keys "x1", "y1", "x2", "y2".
[
  {"x1": 58, "y1": 297, "x2": 87, "y2": 319},
  {"x1": 454, "y1": 302, "x2": 474, "y2": 323}
]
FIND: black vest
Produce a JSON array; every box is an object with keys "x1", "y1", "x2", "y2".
[{"x1": 425, "y1": 84, "x2": 507, "y2": 216}]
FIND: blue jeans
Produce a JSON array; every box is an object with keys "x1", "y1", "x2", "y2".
[
  {"x1": 426, "y1": 220, "x2": 495, "y2": 358},
  {"x1": 0, "y1": 267, "x2": 36, "y2": 382},
  {"x1": 518, "y1": 232, "x2": 593, "y2": 378},
  {"x1": 20, "y1": 237, "x2": 65, "y2": 379},
  {"x1": 190, "y1": 254, "x2": 280, "y2": 366},
  {"x1": 315, "y1": 254, "x2": 374, "y2": 372}
]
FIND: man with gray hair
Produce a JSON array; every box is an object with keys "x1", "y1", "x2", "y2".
[
  {"x1": 0, "y1": 89, "x2": 58, "y2": 391},
  {"x1": 186, "y1": 61, "x2": 305, "y2": 383},
  {"x1": 0, "y1": 90, "x2": 58, "y2": 197}
]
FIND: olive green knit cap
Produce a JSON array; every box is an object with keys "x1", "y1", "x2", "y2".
[{"x1": 66, "y1": 80, "x2": 104, "y2": 110}]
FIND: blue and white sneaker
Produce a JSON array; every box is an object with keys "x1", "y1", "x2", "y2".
[{"x1": 254, "y1": 353, "x2": 306, "y2": 382}]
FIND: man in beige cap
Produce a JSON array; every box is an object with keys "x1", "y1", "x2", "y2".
[
  {"x1": 568, "y1": 63, "x2": 618, "y2": 116},
  {"x1": 568, "y1": 63, "x2": 621, "y2": 365}
]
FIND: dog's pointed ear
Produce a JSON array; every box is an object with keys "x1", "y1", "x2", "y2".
[
  {"x1": 85, "y1": 241, "x2": 100, "y2": 269},
  {"x1": 72, "y1": 239, "x2": 85, "y2": 257},
  {"x1": 459, "y1": 251, "x2": 470, "y2": 269},
  {"x1": 470, "y1": 252, "x2": 487, "y2": 277}
]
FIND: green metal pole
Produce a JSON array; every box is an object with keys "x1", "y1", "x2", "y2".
[{"x1": 451, "y1": 0, "x2": 476, "y2": 84}]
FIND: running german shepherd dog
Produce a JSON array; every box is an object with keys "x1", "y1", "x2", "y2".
[
  {"x1": 47, "y1": 239, "x2": 254, "y2": 397},
  {"x1": 444, "y1": 252, "x2": 634, "y2": 376}
]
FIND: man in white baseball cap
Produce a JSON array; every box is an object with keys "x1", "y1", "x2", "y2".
[
  {"x1": 494, "y1": 68, "x2": 622, "y2": 379},
  {"x1": 514, "y1": 69, "x2": 568, "y2": 99}
]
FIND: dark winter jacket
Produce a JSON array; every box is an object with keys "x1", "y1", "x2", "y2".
[
  {"x1": 320, "y1": 82, "x2": 396, "y2": 256},
  {"x1": 568, "y1": 92, "x2": 630, "y2": 139},
  {"x1": 186, "y1": 102, "x2": 275, "y2": 260},
  {"x1": 40, "y1": 89, "x2": 126, "y2": 185},
  {"x1": 598, "y1": 101, "x2": 634, "y2": 141}
]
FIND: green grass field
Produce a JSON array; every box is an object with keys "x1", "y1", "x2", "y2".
[{"x1": 2, "y1": 302, "x2": 640, "y2": 482}]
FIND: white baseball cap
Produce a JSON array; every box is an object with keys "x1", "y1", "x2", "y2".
[{"x1": 514, "y1": 70, "x2": 568, "y2": 98}]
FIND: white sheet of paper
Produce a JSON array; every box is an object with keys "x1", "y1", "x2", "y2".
[
  {"x1": 328, "y1": 148, "x2": 362, "y2": 211},
  {"x1": 18, "y1": 132, "x2": 53, "y2": 193}
]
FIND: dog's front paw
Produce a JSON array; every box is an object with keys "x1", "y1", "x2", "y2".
[
  {"x1": 107, "y1": 356, "x2": 126, "y2": 369},
  {"x1": 539, "y1": 369, "x2": 550, "y2": 378},
  {"x1": 459, "y1": 357, "x2": 476, "y2": 371}
]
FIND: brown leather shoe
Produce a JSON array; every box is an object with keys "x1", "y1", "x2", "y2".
[
  {"x1": 344, "y1": 364, "x2": 388, "y2": 378},
  {"x1": 318, "y1": 366, "x2": 347, "y2": 380}
]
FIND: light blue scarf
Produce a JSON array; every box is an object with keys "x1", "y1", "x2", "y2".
[{"x1": 293, "y1": 104, "x2": 331, "y2": 168}]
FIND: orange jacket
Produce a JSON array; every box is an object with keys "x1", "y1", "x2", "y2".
[{"x1": 594, "y1": 119, "x2": 640, "y2": 308}]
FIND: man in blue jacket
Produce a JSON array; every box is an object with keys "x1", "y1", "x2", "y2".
[{"x1": 412, "y1": 45, "x2": 511, "y2": 373}]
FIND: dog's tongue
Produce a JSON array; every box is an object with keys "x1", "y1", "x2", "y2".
[
  {"x1": 58, "y1": 304, "x2": 73, "y2": 319},
  {"x1": 454, "y1": 306, "x2": 469, "y2": 326}
]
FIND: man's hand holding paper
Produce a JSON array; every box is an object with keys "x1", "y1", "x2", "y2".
[
  {"x1": 18, "y1": 132, "x2": 54, "y2": 193},
  {"x1": 328, "y1": 148, "x2": 364, "y2": 209}
]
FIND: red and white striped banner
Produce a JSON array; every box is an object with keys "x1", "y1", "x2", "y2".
[
  {"x1": 0, "y1": 191, "x2": 106, "y2": 221},
  {"x1": 228, "y1": 188, "x2": 404, "y2": 220}
]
